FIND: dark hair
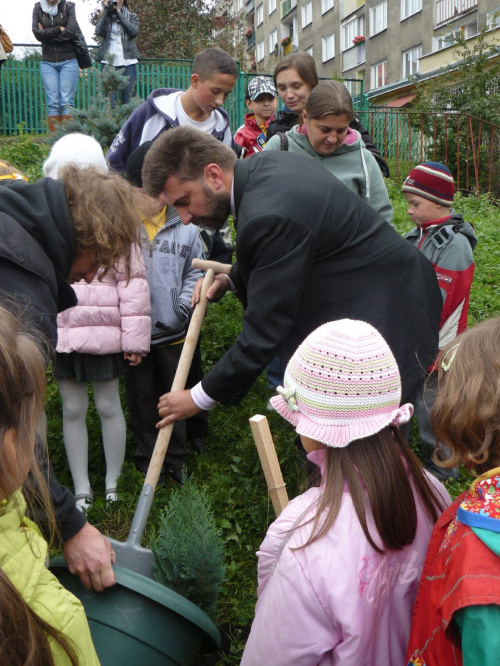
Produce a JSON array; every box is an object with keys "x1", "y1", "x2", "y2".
[
  {"x1": 192, "y1": 47, "x2": 239, "y2": 81},
  {"x1": 432, "y1": 317, "x2": 500, "y2": 475},
  {"x1": 142, "y1": 126, "x2": 237, "y2": 197},
  {"x1": 300, "y1": 428, "x2": 446, "y2": 553},
  {"x1": 304, "y1": 80, "x2": 354, "y2": 122},
  {"x1": 273, "y1": 51, "x2": 318, "y2": 89}
]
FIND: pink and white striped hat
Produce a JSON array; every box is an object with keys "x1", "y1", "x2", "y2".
[{"x1": 270, "y1": 320, "x2": 413, "y2": 448}]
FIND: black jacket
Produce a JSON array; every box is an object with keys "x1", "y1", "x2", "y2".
[
  {"x1": 0, "y1": 178, "x2": 85, "y2": 541},
  {"x1": 201, "y1": 152, "x2": 441, "y2": 406},
  {"x1": 267, "y1": 108, "x2": 391, "y2": 178},
  {"x1": 32, "y1": 0, "x2": 78, "y2": 63}
]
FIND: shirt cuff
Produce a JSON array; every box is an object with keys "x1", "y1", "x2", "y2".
[
  {"x1": 219, "y1": 272, "x2": 236, "y2": 293},
  {"x1": 191, "y1": 382, "x2": 217, "y2": 411}
]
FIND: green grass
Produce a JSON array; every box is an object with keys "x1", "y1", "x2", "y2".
[{"x1": 4, "y1": 137, "x2": 500, "y2": 664}]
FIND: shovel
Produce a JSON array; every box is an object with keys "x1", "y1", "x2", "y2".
[{"x1": 109, "y1": 269, "x2": 215, "y2": 578}]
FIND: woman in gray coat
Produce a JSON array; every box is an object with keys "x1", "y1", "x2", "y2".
[{"x1": 95, "y1": 0, "x2": 139, "y2": 105}]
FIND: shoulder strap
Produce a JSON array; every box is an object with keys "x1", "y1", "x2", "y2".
[{"x1": 278, "y1": 132, "x2": 289, "y2": 151}]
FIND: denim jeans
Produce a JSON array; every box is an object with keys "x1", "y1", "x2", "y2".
[
  {"x1": 40, "y1": 58, "x2": 79, "y2": 116},
  {"x1": 107, "y1": 64, "x2": 137, "y2": 106}
]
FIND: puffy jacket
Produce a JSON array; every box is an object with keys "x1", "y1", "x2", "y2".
[
  {"x1": 32, "y1": 0, "x2": 78, "y2": 63},
  {"x1": 95, "y1": 5, "x2": 139, "y2": 61},
  {"x1": 405, "y1": 213, "x2": 477, "y2": 349},
  {"x1": 0, "y1": 491, "x2": 100, "y2": 665},
  {"x1": 264, "y1": 126, "x2": 393, "y2": 225},
  {"x1": 56, "y1": 246, "x2": 151, "y2": 355},
  {"x1": 241, "y1": 449, "x2": 451, "y2": 666}
]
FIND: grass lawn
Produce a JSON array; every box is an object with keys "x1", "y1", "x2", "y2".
[{"x1": 3, "y1": 138, "x2": 500, "y2": 664}]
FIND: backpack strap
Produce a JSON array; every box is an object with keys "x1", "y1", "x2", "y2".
[{"x1": 278, "y1": 132, "x2": 289, "y2": 151}]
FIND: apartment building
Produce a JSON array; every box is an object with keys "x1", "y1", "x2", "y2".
[{"x1": 216, "y1": 0, "x2": 500, "y2": 104}]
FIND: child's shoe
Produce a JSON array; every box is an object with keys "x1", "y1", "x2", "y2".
[{"x1": 75, "y1": 492, "x2": 93, "y2": 513}]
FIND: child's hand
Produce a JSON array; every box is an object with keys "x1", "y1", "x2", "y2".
[{"x1": 125, "y1": 352, "x2": 143, "y2": 366}]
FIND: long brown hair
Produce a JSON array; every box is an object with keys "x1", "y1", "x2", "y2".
[
  {"x1": 431, "y1": 317, "x2": 500, "y2": 475},
  {"x1": 62, "y1": 165, "x2": 143, "y2": 280},
  {"x1": 0, "y1": 304, "x2": 78, "y2": 666},
  {"x1": 273, "y1": 51, "x2": 318, "y2": 90},
  {"x1": 302, "y1": 428, "x2": 446, "y2": 553}
]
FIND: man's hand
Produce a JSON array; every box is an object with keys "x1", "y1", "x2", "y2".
[
  {"x1": 157, "y1": 389, "x2": 201, "y2": 427},
  {"x1": 62, "y1": 522, "x2": 116, "y2": 591},
  {"x1": 191, "y1": 274, "x2": 230, "y2": 307}
]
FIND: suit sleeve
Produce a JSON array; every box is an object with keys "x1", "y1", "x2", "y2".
[{"x1": 201, "y1": 213, "x2": 314, "y2": 405}]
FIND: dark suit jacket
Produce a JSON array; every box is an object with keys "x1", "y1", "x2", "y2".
[{"x1": 202, "y1": 152, "x2": 441, "y2": 406}]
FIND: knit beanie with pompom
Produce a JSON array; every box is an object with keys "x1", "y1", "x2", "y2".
[{"x1": 270, "y1": 319, "x2": 413, "y2": 448}]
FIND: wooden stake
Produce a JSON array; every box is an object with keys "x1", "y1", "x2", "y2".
[{"x1": 249, "y1": 414, "x2": 289, "y2": 517}]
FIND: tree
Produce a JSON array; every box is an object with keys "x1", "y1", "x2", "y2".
[{"x1": 411, "y1": 25, "x2": 500, "y2": 196}]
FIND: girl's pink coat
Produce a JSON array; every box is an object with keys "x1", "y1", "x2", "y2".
[{"x1": 56, "y1": 247, "x2": 151, "y2": 356}]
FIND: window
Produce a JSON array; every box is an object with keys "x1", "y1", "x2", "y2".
[
  {"x1": 237, "y1": 0, "x2": 243, "y2": 11},
  {"x1": 487, "y1": 7, "x2": 500, "y2": 29},
  {"x1": 370, "y1": 1, "x2": 387, "y2": 36},
  {"x1": 322, "y1": 33, "x2": 335, "y2": 62},
  {"x1": 371, "y1": 60, "x2": 388, "y2": 89},
  {"x1": 402, "y1": 45, "x2": 422, "y2": 77},
  {"x1": 256, "y1": 3, "x2": 263, "y2": 25},
  {"x1": 321, "y1": 0, "x2": 334, "y2": 14},
  {"x1": 256, "y1": 40, "x2": 265, "y2": 61},
  {"x1": 269, "y1": 0, "x2": 276, "y2": 14},
  {"x1": 305, "y1": 45, "x2": 314, "y2": 56},
  {"x1": 269, "y1": 29, "x2": 277, "y2": 54},
  {"x1": 401, "y1": 0, "x2": 421, "y2": 20},
  {"x1": 341, "y1": 16, "x2": 364, "y2": 51},
  {"x1": 302, "y1": 1, "x2": 313, "y2": 28}
]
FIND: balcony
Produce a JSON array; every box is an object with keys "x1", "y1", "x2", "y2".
[
  {"x1": 281, "y1": 0, "x2": 297, "y2": 20},
  {"x1": 436, "y1": 0, "x2": 477, "y2": 26},
  {"x1": 342, "y1": 43, "x2": 365, "y2": 72},
  {"x1": 247, "y1": 31, "x2": 256, "y2": 48},
  {"x1": 245, "y1": 0, "x2": 255, "y2": 13}
]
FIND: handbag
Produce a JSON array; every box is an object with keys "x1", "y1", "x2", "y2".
[
  {"x1": 73, "y1": 24, "x2": 92, "y2": 69},
  {"x1": 0, "y1": 26, "x2": 13, "y2": 54}
]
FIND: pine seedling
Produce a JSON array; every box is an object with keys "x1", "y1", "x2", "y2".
[{"x1": 151, "y1": 478, "x2": 226, "y2": 618}]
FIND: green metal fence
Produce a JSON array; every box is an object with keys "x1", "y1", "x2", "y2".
[{"x1": 0, "y1": 54, "x2": 366, "y2": 136}]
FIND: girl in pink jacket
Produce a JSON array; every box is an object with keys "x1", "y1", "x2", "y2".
[
  {"x1": 44, "y1": 134, "x2": 151, "y2": 510},
  {"x1": 241, "y1": 319, "x2": 451, "y2": 666}
]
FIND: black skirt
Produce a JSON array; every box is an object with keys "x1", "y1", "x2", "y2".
[{"x1": 53, "y1": 351, "x2": 126, "y2": 383}]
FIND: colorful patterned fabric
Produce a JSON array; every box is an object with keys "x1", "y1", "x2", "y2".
[{"x1": 457, "y1": 467, "x2": 500, "y2": 533}]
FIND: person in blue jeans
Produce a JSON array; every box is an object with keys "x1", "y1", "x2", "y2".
[{"x1": 32, "y1": 0, "x2": 80, "y2": 132}]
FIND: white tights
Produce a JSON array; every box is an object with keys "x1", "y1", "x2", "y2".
[{"x1": 57, "y1": 377, "x2": 126, "y2": 497}]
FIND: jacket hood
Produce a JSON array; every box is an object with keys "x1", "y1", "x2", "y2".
[
  {"x1": 146, "y1": 88, "x2": 232, "y2": 134},
  {"x1": 288, "y1": 125, "x2": 362, "y2": 157},
  {"x1": 406, "y1": 213, "x2": 477, "y2": 251},
  {"x1": 457, "y1": 467, "x2": 500, "y2": 556},
  {"x1": 0, "y1": 177, "x2": 75, "y2": 278}
]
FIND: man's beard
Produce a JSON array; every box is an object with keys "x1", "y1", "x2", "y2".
[{"x1": 190, "y1": 185, "x2": 231, "y2": 231}]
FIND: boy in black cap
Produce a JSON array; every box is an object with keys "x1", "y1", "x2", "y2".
[{"x1": 234, "y1": 76, "x2": 278, "y2": 157}]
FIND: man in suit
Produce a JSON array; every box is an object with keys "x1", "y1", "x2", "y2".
[{"x1": 142, "y1": 126, "x2": 442, "y2": 425}]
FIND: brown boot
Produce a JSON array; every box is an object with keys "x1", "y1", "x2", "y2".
[
  {"x1": 61, "y1": 115, "x2": 72, "y2": 124},
  {"x1": 47, "y1": 115, "x2": 61, "y2": 133}
]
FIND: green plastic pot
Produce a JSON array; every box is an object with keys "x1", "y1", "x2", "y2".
[{"x1": 50, "y1": 557, "x2": 221, "y2": 666}]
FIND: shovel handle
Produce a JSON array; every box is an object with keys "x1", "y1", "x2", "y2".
[
  {"x1": 192, "y1": 258, "x2": 232, "y2": 276},
  {"x1": 144, "y1": 269, "x2": 215, "y2": 489},
  {"x1": 249, "y1": 414, "x2": 289, "y2": 517}
]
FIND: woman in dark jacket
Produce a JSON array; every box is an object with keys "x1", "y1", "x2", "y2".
[
  {"x1": 32, "y1": 0, "x2": 79, "y2": 132},
  {"x1": 95, "y1": 0, "x2": 139, "y2": 105}
]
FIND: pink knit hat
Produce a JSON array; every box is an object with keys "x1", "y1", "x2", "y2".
[{"x1": 270, "y1": 320, "x2": 413, "y2": 448}]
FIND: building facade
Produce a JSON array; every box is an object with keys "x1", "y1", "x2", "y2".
[{"x1": 216, "y1": 0, "x2": 500, "y2": 104}]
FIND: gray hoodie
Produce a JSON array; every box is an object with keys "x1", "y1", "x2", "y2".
[{"x1": 265, "y1": 126, "x2": 393, "y2": 226}]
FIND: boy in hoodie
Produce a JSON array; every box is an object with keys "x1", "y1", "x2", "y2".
[
  {"x1": 403, "y1": 161, "x2": 477, "y2": 481},
  {"x1": 234, "y1": 76, "x2": 278, "y2": 157},
  {"x1": 106, "y1": 46, "x2": 239, "y2": 173},
  {"x1": 125, "y1": 142, "x2": 204, "y2": 484}
]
